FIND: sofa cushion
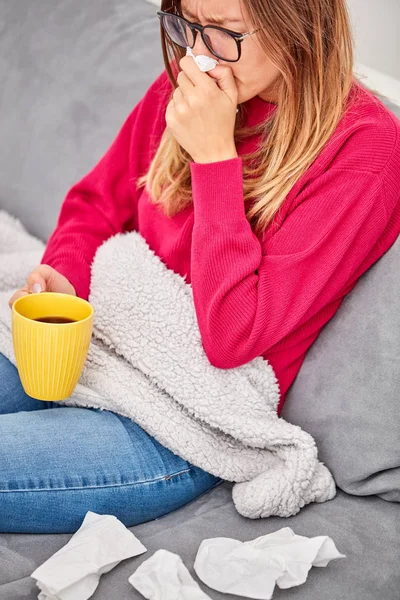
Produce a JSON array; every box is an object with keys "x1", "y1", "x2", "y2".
[
  {"x1": 1, "y1": 484, "x2": 400, "y2": 600},
  {"x1": 282, "y1": 234, "x2": 400, "y2": 501},
  {"x1": 0, "y1": 0, "x2": 164, "y2": 241}
]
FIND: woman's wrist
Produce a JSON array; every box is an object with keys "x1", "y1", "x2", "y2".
[{"x1": 192, "y1": 148, "x2": 239, "y2": 164}]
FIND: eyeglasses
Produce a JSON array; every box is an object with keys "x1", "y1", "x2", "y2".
[{"x1": 157, "y1": 9, "x2": 261, "y2": 63}]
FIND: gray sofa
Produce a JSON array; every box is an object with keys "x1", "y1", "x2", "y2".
[{"x1": 1, "y1": 2, "x2": 399, "y2": 599}]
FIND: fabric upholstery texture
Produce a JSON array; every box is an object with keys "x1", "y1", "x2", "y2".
[
  {"x1": 0, "y1": 484, "x2": 399, "y2": 600},
  {"x1": 0, "y1": 0, "x2": 164, "y2": 241},
  {"x1": 282, "y1": 234, "x2": 400, "y2": 501}
]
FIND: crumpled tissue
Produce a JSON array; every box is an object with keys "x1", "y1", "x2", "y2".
[
  {"x1": 186, "y1": 46, "x2": 219, "y2": 72},
  {"x1": 129, "y1": 549, "x2": 212, "y2": 600},
  {"x1": 194, "y1": 527, "x2": 346, "y2": 599},
  {"x1": 31, "y1": 511, "x2": 147, "y2": 600},
  {"x1": 128, "y1": 527, "x2": 345, "y2": 600}
]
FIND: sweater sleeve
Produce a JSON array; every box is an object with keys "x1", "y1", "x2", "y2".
[
  {"x1": 41, "y1": 70, "x2": 171, "y2": 300},
  {"x1": 190, "y1": 158, "x2": 389, "y2": 369}
]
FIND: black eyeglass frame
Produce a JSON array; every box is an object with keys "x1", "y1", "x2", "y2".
[{"x1": 157, "y1": 10, "x2": 261, "y2": 63}]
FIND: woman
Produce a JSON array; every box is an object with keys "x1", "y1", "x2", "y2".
[{"x1": 2, "y1": 0, "x2": 400, "y2": 533}]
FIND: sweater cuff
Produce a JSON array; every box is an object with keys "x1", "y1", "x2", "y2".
[{"x1": 190, "y1": 157, "x2": 245, "y2": 223}]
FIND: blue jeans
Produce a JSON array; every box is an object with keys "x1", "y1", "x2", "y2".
[{"x1": 0, "y1": 353, "x2": 222, "y2": 534}]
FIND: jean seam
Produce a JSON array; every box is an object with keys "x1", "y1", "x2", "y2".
[{"x1": 0, "y1": 468, "x2": 193, "y2": 493}]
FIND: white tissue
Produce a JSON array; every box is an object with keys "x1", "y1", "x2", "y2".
[
  {"x1": 129, "y1": 549, "x2": 212, "y2": 599},
  {"x1": 31, "y1": 511, "x2": 147, "y2": 600},
  {"x1": 193, "y1": 527, "x2": 346, "y2": 599},
  {"x1": 186, "y1": 46, "x2": 219, "y2": 72}
]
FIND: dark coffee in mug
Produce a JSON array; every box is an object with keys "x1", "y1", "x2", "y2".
[{"x1": 34, "y1": 316, "x2": 77, "y2": 324}]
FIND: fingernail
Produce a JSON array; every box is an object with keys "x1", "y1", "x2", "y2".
[{"x1": 32, "y1": 283, "x2": 42, "y2": 294}]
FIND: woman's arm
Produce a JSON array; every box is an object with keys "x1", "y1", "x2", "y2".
[
  {"x1": 41, "y1": 110, "x2": 137, "y2": 300},
  {"x1": 190, "y1": 158, "x2": 389, "y2": 368},
  {"x1": 41, "y1": 70, "x2": 171, "y2": 300}
]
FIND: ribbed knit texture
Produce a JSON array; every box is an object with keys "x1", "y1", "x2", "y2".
[{"x1": 41, "y1": 70, "x2": 400, "y2": 414}]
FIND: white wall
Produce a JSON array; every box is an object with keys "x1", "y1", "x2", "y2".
[
  {"x1": 346, "y1": 0, "x2": 400, "y2": 104},
  {"x1": 347, "y1": 0, "x2": 400, "y2": 81}
]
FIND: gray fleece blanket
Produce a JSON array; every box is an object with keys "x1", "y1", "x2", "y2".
[{"x1": 0, "y1": 210, "x2": 336, "y2": 518}]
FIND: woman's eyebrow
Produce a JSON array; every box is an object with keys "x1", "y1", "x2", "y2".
[{"x1": 181, "y1": 8, "x2": 244, "y2": 25}]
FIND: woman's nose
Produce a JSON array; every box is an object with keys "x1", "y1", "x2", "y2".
[{"x1": 192, "y1": 33, "x2": 213, "y2": 57}]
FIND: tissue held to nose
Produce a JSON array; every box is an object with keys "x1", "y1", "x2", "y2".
[
  {"x1": 186, "y1": 46, "x2": 219, "y2": 72},
  {"x1": 185, "y1": 46, "x2": 239, "y2": 113}
]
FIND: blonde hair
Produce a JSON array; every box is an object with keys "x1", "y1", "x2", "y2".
[{"x1": 137, "y1": 0, "x2": 377, "y2": 237}]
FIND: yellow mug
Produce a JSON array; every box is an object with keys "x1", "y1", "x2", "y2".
[{"x1": 12, "y1": 292, "x2": 94, "y2": 401}]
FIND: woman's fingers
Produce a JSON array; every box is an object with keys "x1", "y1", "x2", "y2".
[
  {"x1": 27, "y1": 265, "x2": 75, "y2": 295},
  {"x1": 26, "y1": 266, "x2": 52, "y2": 293},
  {"x1": 8, "y1": 285, "x2": 30, "y2": 308},
  {"x1": 176, "y1": 70, "x2": 195, "y2": 96},
  {"x1": 8, "y1": 265, "x2": 77, "y2": 310}
]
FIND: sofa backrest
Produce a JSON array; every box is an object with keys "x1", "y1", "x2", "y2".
[{"x1": 0, "y1": 0, "x2": 164, "y2": 240}]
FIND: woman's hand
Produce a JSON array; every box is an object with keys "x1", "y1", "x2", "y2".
[
  {"x1": 8, "y1": 265, "x2": 76, "y2": 308},
  {"x1": 166, "y1": 56, "x2": 239, "y2": 164}
]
